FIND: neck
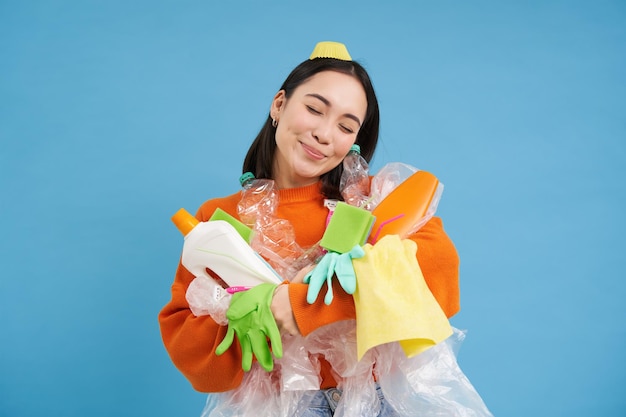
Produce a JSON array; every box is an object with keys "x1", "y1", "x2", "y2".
[
  {"x1": 274, "y1": 176, "x2": 319, "y2": 190},
  {"x1": 272, "y1": 159, "x2": 320, "y2": 190}
]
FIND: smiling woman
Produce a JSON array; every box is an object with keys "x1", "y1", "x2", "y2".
[
  {"x1": 242, "y1": 46, "x2": 381, "y2": 201},
  {"x1": 158, "y1": 41, "x2": 462, "y2": 417},
  {"x1": 271, "y1": 71, "x2": 367, "y2": 189}
]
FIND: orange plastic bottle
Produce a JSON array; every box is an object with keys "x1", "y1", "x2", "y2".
[{"x1": 368, "y1": 170, "x2": 443, "y2": 244}]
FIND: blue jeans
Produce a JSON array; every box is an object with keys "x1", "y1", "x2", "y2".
[{"x1": 296, "y1": 385, "x2": 399, "y2": 417}]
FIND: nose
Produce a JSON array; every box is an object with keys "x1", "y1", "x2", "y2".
[{"x1": 312, "y1": 120, "x2": 332, "y2": 144}]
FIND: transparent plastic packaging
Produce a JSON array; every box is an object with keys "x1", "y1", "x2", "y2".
[
  {"x1": 185, "y1": 276, "x2": 231, "y2": 325},
  {"x1": 310, "y1": 322, "x2": 492, "y2": 416},
  {"x1": 277, "y1": 334, "x2": 321, "y2": 391},
  {"x1": 200, "y1": 363, "x2": 305, "y2": 417},
  {"x1": 340, "y1": 144, "x2": 372, "y2": 209},
  {"x1": 201, "y1": 321, "x2": 492, "y2": 417}
]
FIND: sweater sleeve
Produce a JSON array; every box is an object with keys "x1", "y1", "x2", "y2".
[
  {"x1": 158, "y1": 262, "x2": 245, "y2": 393},
  {"x1": 407, "y1": 216, "x2": 461, "y2": 318},
  {"x1": 158, "y1": 197, "x2": 246, "y2": 393},
  {"x1": 289, "y1": 280, "x2": 356, "y2": 337}
]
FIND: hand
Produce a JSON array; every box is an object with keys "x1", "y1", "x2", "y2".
[
  {"x1": 271, "y1": 284, "x2": 300, "y2": 336},
  {"x1": 291, "y1": 264, "x2": 316, "y2": 284},
  {"x1": 304, "y1": 245, "x2": 365, "y2": 305},
  {"x1": 215, "y1": 283, "x2": 282, "y2": 372}
]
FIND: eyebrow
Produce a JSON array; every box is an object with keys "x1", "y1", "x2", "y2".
[{"x1": 306, "y1": 93, "x2": 362, "y2": 127}]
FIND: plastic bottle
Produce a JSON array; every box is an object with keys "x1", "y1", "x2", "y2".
[
  {"x1": 171, "y1": 208, "x2": 282, "y2": 287},
  {"x1": 237, "y1": 173, "x2": 306, "y2": 279},
  {"x1": 340, "y1": 144, "x2": 372, "y2": 209},
  {"x1": 237, "y1": 172, "x2": 277, "y2": 227},
  {"x1": 367, "y1": 169, "x2": 443, "y2": 244}
]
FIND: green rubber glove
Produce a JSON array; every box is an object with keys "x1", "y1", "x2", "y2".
[
  {"x1": 304, "y1": 245, "x2": 365, "y2": 305},
  {"x1": 215, "y1": 283, "x2": 283, "y2": 372}
]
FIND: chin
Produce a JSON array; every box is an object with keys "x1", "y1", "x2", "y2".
[{"x1": 293, "y1": 165, "x2": 324, "y2": 180}]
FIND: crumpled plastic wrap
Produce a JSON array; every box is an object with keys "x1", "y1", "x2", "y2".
[
  {"x1": 185, "y1": 276, "x2": 231, "y2": 325},
  {"x1": 375, "y1": 329, "x2": 493, "y2": 416},
  {"x1": 277, "y1": 334, "x2": 322, "y2": 391},
  {"x1": 200, "y1": 363, "x2": 305, "y2": 417},
  {"x1": 201, "y1": 320, "x2": 492, "y2": 417}
]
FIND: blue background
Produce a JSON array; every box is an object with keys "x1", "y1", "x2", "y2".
[{"x1": 1, "y1": 1, "x2": 625, "y2": 416}]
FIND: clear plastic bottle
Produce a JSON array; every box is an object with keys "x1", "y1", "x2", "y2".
[
  {"x1": 237, "y1": 172, "x2": 277, "y2": 227},
  {"x1": 237, "y1": 173, "x2": 305, "y2": 279},
  {"x1": 340, "y1": 144, "x2": 372, "y2": 209}
]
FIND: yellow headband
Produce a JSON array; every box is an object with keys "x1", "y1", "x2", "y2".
[{"x1": 309, "y1": 41, "x2": 352, "y2": 61}]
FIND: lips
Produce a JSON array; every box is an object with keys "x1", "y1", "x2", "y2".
[{"x1": 301, "y1": 142, "x2": 326, "y2": 160}]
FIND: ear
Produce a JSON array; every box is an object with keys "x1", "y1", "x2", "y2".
[{"x1": 270, "y1": 90, "x2": 286, "y2": 120}]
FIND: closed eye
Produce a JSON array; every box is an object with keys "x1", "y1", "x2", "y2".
[
  {"x1": 339, "y1": 124, "x2": 354, "y2": 134},
  {"x1": 305, "y1": 93, "x2": 363, "y2": 127},
  {"x1": 306, "y1": 105, "x2": 322, "y2": 115}
]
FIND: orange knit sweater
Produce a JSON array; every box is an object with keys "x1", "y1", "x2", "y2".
[{"x1": 159, "y1": 181, "x2": 460, "y2": 393}]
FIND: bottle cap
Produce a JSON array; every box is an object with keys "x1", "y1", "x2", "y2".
[
  {"x1": 349, "y1": 144, "x2": 361, "y2": 154},
  {"x1": 171, "y1": 208, "x2": 199, "y2": 236},
  {"x1": 239, "y1": 172, "x2": 255, "y2": 186}
]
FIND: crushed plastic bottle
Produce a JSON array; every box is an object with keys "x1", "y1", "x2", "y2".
[
  {"x1": 237, "y1": 172, "x2": 277, "y2": 227},
  {"x1": 237, "y1": 173, "x2": 315, "y2": 280},
  {"x1": 340, "y1": 144, "x2": 372, "y2": 210}
]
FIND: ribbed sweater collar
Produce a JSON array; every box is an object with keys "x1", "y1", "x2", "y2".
[{"x1": 276, "y1": 181, "x2": 324, "y2": 203}]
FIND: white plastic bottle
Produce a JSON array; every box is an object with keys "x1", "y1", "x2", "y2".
[{"x1": 171, "y1": 208, "x2": 283, "y2": 287}]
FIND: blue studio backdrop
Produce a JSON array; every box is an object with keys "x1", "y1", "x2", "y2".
[{"x1": 1, "y1": 1, "x2": 625, "y2": 416}]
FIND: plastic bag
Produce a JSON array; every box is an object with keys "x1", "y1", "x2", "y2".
[
  {"x1": 303, "y1": 321, "x2": 493, "y2": 417},
  {"x1": 185, "y1": 276, "x2": 231, "y2": 325},
  {"x1": 376, "y1": 329, "x2": 493, "y2": 416},
  {"x1": 200, "y1": 363, "x2": 306, "y2": 417}
]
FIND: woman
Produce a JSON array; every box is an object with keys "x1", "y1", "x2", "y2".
[{"x1": 159, "y1": 41, "x2": 460, "y2": 416}]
